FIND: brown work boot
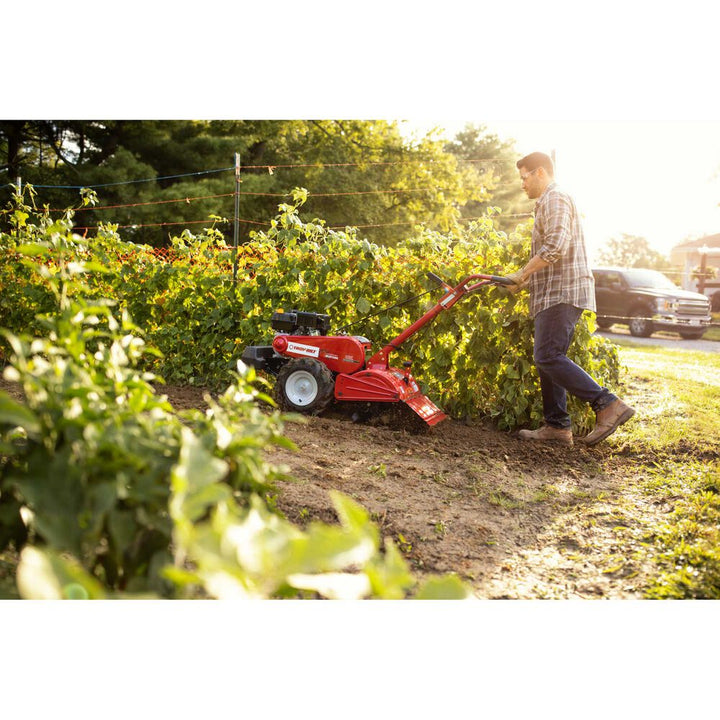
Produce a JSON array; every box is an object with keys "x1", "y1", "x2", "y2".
[
  {"x1": 580, "y1": 399, "x2": 636, "y2": 447},
  {"x1": 518, "y1": 425, "x2": 573, "y2": 446}
]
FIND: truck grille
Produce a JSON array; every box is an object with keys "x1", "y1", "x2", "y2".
[{"x1": 678, "y1": 299, "x2": 710, "y2": 316}]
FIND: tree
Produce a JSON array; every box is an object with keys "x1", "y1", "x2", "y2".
[
  {"x1": 1, "y1": 120, "x2": 524, "y2": 247},
  {"x1": 222, "y1": 120, "x2": 491, "y2": 246},
  {"x1": 444, "y1": 123, "x2": 533, "y2": 234},
  {"x1": 595, "y1": 233, "x2": 674, "y2": 271},
  {"x1": 0, "y1": 121, "x2": 27, "y2": 181}
]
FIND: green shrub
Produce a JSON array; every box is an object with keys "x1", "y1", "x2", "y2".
[{"x1": 1, "y1": 187, "x2": 621, "y2": 432}]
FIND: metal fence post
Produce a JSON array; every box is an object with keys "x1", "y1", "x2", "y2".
[{"x1": 232, "y1": 153, "x2": 241, "y2": 286}]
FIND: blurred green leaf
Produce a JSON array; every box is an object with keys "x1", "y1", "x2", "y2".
[
  {"x1": 17, "y1": 546, "x2": 107, "y2": 600},
  {"x1": 17, "y1": 242, "x2": 48, "y2": 257},
  {"x1": 0, "y1": 392, "x2": 40, "y2": 436}
]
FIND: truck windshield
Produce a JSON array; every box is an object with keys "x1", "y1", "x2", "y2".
[{"x1": 622, "y1": 269, "x2": 677, "y2": 290}]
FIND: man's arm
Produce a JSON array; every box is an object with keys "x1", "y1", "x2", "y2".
[
  {"x1": 505, "y1": 254, "x2": 551, "y2": 290},
  {"x1": 516, "y1": 254, "x2": 551, "y2": 283}
]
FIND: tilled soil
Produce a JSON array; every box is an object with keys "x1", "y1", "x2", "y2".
[
  {"x1": 165, "y1": 384, "x2": 658, "y2": 599},
  {"x1": 1, "y1": 377, "x2": 659, "y2": 599}
]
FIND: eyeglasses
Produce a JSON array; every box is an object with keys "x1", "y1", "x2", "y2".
[{"x1": 520, "y1": 167, "x2": 540, "y2": 183}]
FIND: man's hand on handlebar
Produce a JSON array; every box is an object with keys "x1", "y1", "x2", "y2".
[{"x1": 504, "y1": 270, "x2": 529, "y2": 294}]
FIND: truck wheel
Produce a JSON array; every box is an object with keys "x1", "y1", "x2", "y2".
[
  {"x1": 628, "y1": 308, "x2": 653, "y2": 337},
  {"x1": 596, "y1": 317, "x2": 614, "y2": 329},
  {"x1": 679, "y1": 329, "x2": 705, "y2": 340},
  {"x1": 275, "y1": 358, "x2": 335, "y2": 414}
]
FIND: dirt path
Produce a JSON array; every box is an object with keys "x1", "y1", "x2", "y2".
[{"x1": 166, "y1": 384, "x2": 659, "y2": 599}]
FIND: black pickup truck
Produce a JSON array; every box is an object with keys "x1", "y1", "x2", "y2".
[{"x1": 592, "y1": 267, "x2": 712, "y2": 340}]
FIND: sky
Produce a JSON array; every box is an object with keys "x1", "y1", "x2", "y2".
[{"x1": 404, "y1": 119, "x2": 720, "y2": 262}]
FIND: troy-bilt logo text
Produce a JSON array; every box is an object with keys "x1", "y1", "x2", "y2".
[{"x1": 287, "y1": 341, "x2": 320, "y2": 358}]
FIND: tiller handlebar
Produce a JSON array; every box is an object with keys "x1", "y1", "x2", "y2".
[{"x1": 366, "y1": 272, "x2": 513, "y2": 368}]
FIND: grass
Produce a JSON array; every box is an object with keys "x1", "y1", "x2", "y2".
[
  {"x1": 641, "y1": 460, "x2": 720, "y2": 599},
  {"x1": 602, "y1": 342, "x2": 720, "y2": 597},
  {"x1": 610, "y1": 344, "x2": 720, "y2": 458},
  {"x1": 704, "y1": 325, "x2": 720, "y2": 341},
  {"x1": 707, "y1": 312, "x2": 720, "y2": 341}
]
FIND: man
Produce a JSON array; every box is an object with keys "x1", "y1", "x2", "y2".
[{"x1": 506, "y1": 151, "x2": 634, "y2": 447}]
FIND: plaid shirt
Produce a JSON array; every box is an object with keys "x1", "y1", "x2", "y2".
[{"x1": 528, "y1": 182, "x2": 596, "y2": 318}]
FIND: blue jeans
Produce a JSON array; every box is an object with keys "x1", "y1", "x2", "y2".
[{"x1": 533, "y1": 304, "x2": 616, "y2": 429}]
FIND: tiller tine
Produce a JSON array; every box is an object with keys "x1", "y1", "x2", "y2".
[
  {"x1": 404, "y1": 394, "x2": 448, "y2": 426},
  {"x1": 335, "y1": 370, "x2": 447, "y2": 427}
]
